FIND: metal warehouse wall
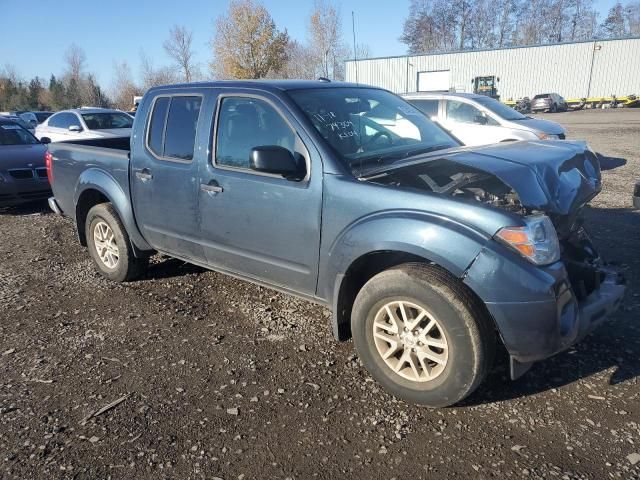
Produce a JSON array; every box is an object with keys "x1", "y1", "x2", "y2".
[{"x1": 345, "y1": 38, "x2": 640, "y2": 100}]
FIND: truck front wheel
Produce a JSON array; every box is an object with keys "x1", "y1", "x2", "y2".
[
  {"x1": 351, "y1": 263, "x2": 495, "y2": 407},
  {"x1": 86, "y1": 203, "x2": 148, "y2": 282}
]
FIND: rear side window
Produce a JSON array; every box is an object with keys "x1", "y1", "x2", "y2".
[
  {"x1": 148, "y1": 97, "x2": 170, "y2": 156},
  {"x1": 147, "y1": 95, "x2": 202, "y2": 161},
  {"x1": 410, "y1": 99, "x2": 439, "y2": 118}
]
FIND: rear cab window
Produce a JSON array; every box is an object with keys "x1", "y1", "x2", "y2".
[{"x1": 146, "y1": 95, "x2": 202, "y2": 161}]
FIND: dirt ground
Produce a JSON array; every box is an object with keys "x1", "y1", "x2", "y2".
[{"x1": 1, "y1": 109, "x2": 639, "y2": 480}]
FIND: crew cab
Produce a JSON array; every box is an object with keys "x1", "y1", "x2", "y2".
[{"x1": 46, "y1": 81, "x2": 625, "y2": 407}]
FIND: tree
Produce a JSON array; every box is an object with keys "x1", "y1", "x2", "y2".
[
  {"x1": 567, "y1": 0, "x2": 598, "y2": 40},
  {"x1": 625, "y1": 0, "x2": 640, "y2": 35},
  {"x1": 111, "y1": 61, "x2": 141, "y2": 110},
  {"x1": 64, "y1": 44, "x2": 87, "y2": 83},
  {"x1": 270, "y1": 40, "x2": 317, "y2": 79},
  {"x1": 600, "y1": 2, "x2": 627, "y2": 36},
  {"x1": 140, "y1": 52, "x2": 179, "y2": 90},
  {"x1": 308, "y1": 0, "x2": 350, "y2": 79},
  {"x1": 400, "y1": 0, "x2": 458, "y2": 53},
  {"x1": 163, "y1": 25, "x2": 197, "y2": 82},
  {"x1": 27, "y1": 77, "x2": 43, "y2": 110},
  {"x1": 211, "y1": 0, "x2": 289, "y2": 79}
]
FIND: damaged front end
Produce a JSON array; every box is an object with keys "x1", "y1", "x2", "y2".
[{"x1": 363, "y1": 140, "x2": 625, "y2": 377}]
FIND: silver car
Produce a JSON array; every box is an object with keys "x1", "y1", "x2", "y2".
[
  {"x1": 35, "y1": 108, "x2": 133, "y2": 143},
  {"x1": 402, "y1": 92, "x2": 566, "y2": 146}
]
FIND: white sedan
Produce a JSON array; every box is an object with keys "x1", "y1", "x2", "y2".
[{"x1": 35, "y1": 108, "x2": 133, "y2": 142}]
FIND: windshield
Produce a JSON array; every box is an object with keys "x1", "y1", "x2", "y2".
[
  {"x1": 0, "y1": 123, "x2": 39, "y2": 145},
  {"x1": 474, "y1": 97, "x2": 526, "y2": 120},
  {"x1": 81, "y1": 112, "x2": 133, "y2": 130},
  {"x1": 288, "y1": 88, "x2": 459, "y2": 174}
]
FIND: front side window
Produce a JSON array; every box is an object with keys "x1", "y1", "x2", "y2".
[
  {"x1": 288, "y1": 87, "x2": 458, "y2": 175},
  {"x1": 146, "y1": 96, "x2": 202, "y2": 161},
  {"x1": 0, "y1": 123, "x2": 39, "y2": 145},
  {"x1": 475, "y1": 96, "x2": 525, "y2": 121},
  {"x1": 215, "y1": 97, "x2": 297, "y2": 169},
  {"x1": 48, "y1": 113, "x2": 79, "y2": 129},
  {"x1": 446, "y1": 100, "x2": 497, "y2": 126},
  {"x1": 81, "y1": 112, "x2": 133, "y2": 130}
]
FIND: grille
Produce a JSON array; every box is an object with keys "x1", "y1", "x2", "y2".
[
  {"x1": 36, "y1": 168, "x2": 48, "y2": 178},
  {"x1": 8, "y1": 169, "x2": 34, "y2": 180}
]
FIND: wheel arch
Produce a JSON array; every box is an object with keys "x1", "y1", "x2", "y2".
[{"x1": 74, "y1": 169, "x2": 152, "y2": 254}]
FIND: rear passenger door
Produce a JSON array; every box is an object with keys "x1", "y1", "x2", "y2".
[
  {"x1": 198, "y1": 91, "x2": 323, "y2": 295},
  {"x1": 130, "y1": 93, "x2": 205, "y2": 261}
]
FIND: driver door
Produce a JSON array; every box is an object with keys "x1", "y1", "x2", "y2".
[{"x1": 441, "y1": 100, "x2": 505, "y2": 146}]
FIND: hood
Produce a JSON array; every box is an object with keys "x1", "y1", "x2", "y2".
[
  {"x1": 89, "y1": 128, "x2": 132, "y2": 138},
  {"x1": 509, "y1": 117, "x2": 564, "y2": 135},
  {"x1": 362, "y1": 140, "x2": 601, "y2": 216},
  {"x1": 0, "y1": 143, "x2": 47, "y2": 170}
]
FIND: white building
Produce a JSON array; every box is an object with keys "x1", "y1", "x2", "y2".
[{"x1": 345, "y1": 37, "x2": 640, "y2": 100}]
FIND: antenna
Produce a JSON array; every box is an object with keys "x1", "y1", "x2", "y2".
[{"x1": 352, "y1": 11, "x2": 359, "y2": 85}]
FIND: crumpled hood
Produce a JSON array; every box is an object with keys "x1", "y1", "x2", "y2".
[
  {"x1": 509, "y1": 117, "x2": 565, "y2": 135},
  {"x1": 366, "y1": 140, "x2": 601, "y2": 216},
  {"x1": 0, "y1": 144, "x2": 47, "y2": 171}
]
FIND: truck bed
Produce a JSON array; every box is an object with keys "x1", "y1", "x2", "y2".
[{"x1": 47, "y1": 136, "x2": 132, "y2": 219}]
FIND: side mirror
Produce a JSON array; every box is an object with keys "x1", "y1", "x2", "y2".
[
  {"x1": 40, "y1": 137, "x2": 51, "y2": 144},
  {"x1": 474, "y1": 115, "x2": 488, "y2": 125},
  {"x1": 68, "y1": 125, "x2": 82, "y2": 132},
  {"x1": 250, "y1": 146, "x2": 304, "y2": 180}
]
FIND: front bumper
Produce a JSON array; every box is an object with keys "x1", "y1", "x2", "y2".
[
  {"x1": 0, "y1": 179, "x2": 51, "y2": 207},
  {"x1": 464, "y1": 243, "x2": 626, "y2": 379}
]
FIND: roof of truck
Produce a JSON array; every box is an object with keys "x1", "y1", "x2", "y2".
[{"x1": 147, "y1": 79, "x2": 372, "y2": 93}]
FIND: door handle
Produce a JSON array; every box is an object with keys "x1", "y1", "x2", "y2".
[
  {"x1": 135, "y1": 169, "x2": 153, "y2": 181},
  {"x1": 200, "y1": 180, "x2": 223, "y2": 194}
]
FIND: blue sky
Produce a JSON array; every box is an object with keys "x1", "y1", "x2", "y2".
[{"x1": 1, "y1": 0, "x2": 619, "y2": 89}]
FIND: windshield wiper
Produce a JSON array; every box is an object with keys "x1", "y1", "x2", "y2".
[{"x1": 349, "y1": 143, "x2": 454, "y2": 169}]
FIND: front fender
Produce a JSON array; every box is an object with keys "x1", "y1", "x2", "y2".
[
  {"x1": 74, "y1": 168, "x2": 151, "y2": 251},
  {"x1": 319, "y1": 210, "x2": 490, "y2": 303}
]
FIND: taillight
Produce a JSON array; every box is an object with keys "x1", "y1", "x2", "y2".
[{"x1": 45, "y1": 150, "x2": 53, "y2": 184}]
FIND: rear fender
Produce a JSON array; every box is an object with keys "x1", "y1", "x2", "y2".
[{"x1": 74, "y1": 168, "x2": 151, "y2": 252}]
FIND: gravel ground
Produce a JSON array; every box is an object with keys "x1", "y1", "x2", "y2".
[{"x1": 1, "y1": 108, "x2": 639, "y2": 480}]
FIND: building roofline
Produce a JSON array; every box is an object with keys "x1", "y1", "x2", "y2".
[{"x1": 345, "y1": 36, "x2": 640, "y2": 64}]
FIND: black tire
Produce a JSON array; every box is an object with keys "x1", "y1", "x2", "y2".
[
  {"x1": 85, "y1": 203, "x2": 148, "y2": 282},
  {"x1": 351, "y1": 263, "x2": 495, "y2": 407}
]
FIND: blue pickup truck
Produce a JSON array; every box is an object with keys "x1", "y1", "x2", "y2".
[{"x1": 46, "y1": 80, "x2": 625, "y2": 407}]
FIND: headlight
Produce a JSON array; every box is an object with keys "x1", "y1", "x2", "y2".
[
  {"x1": 537, "y1": 133, "x2": 560, "y2": 140},
  {"x1": 495, "y1": 215, "x2": 560, "y2": 265}
]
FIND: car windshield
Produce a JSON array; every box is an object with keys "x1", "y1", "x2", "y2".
[
  {"x1": 474, "y1": 96, "x2": 526, "y2": 120},
  {"x1": 80, "y1": 112, "x2": 134, "y2": 130},
  {"x1": 35, "y1": 112, "x2": 52, "y2": 123},
  {"x1": 288, "y1": 87, "x2": 459, "y2": 175},
  {"x1": 533, "y1": 94, "x2": 550, "y2": 100},
  {"x1": 0, "y1": 123, "x2": 39, "y2": 145}
]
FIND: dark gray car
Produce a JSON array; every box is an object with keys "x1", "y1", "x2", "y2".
[{"x1": 0, "y1": 118, "x2": 50, "y2": 207}]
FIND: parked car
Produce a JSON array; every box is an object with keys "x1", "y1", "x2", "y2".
[
  {"x1": 0, "y1": 113, "x2": 36, "y2": 133},
  {"x1": 0, "y1": 118, "x2": 51, "y2": 207},
  {"x1": 634, "y1": 181, "x2": 640, "y2": 209},
  {"x1": 531, "y1": 93, "x2": 568, "y2": 113},
  {"x1": 35, "y1": 108, "x2": 133, "y2": 142},
  {"x1": 46, "y1": 80, "x2": 624, "y2": 407},
  {"x1": 33, "y1": 111, "x2": 54, "y2": 124},
  {"x1": 403, "y1": 92, "x2": 566, "y2": 146}
]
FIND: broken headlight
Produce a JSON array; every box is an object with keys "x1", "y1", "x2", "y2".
[{"x1": 495, "y1": 215, "x2": 560, "y2": 265}]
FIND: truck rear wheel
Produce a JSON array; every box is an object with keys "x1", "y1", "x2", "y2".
[
  {"x1": 86, "y1": 203, "x2": 148, "y2": 282},
  {"x1": 351, "y1": 263, "x2": 495, "y2": 407}
]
